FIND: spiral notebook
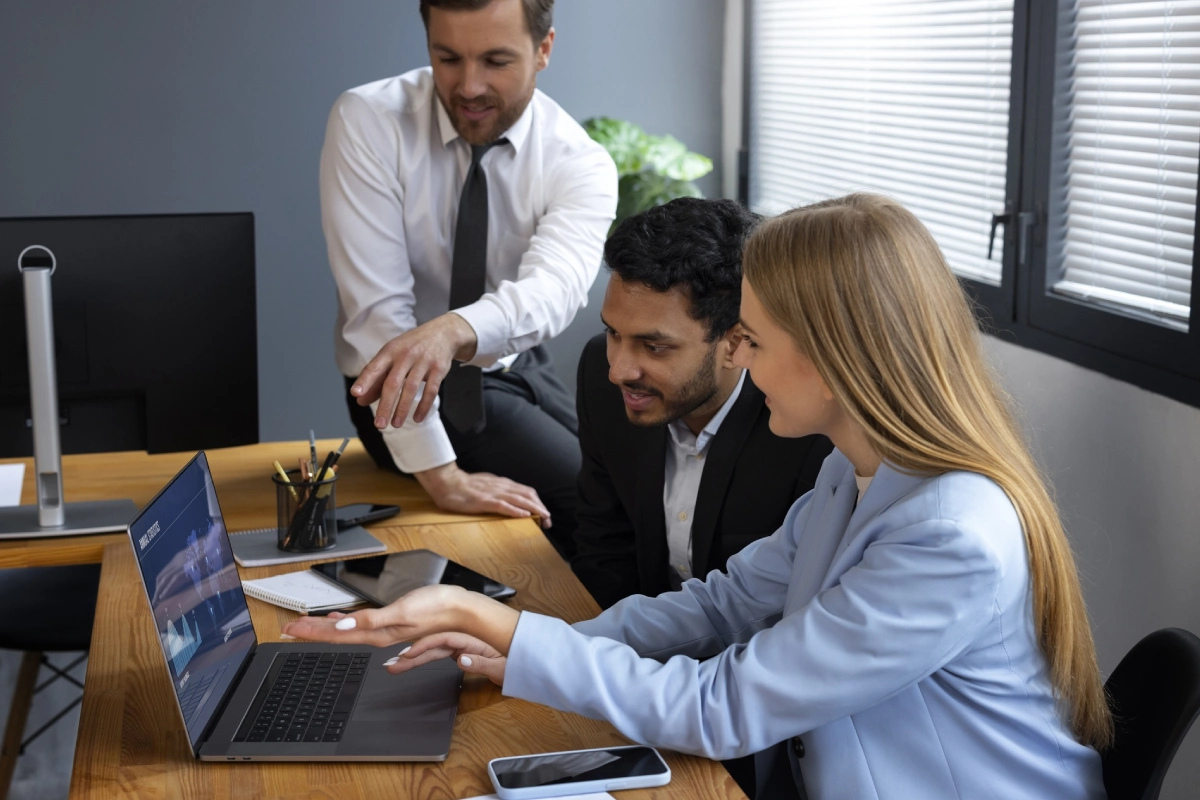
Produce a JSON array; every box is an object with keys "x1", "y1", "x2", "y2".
[{"x1": 241, "y1": 569, "x2": 364, "y2": 614}]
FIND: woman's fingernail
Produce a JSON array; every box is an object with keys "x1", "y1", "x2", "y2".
[
  {"x1": 335, "y1": 617, "x2": 357, "y2": 630},
  {"x1": 460, "y1": 655, "x2": 473, "y2": 667},
  {"x1": 398, "y1": 645, "x2": 411, "y2": 656},
  {"x1": 278, "y1": 633, "x2": 296, "y2": 640},
  {"x1": 383, "y1": 657, "x2": 399, "y2": 666}
]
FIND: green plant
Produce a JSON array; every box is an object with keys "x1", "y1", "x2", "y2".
[{"x1": 583, "y1": 117, "x2": 714, "y2": 232}]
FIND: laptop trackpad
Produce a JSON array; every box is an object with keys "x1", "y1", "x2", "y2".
[{"x1": 353, "y1": 664, "x2": 458, "y2": 723}]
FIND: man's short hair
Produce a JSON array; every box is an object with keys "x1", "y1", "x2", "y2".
[
  {"x1": 419, "y1": 0, "x2": 554, "y2": 44},
  {"x1": 604, "y1": 198, "x2": 761, "y2": 342}
]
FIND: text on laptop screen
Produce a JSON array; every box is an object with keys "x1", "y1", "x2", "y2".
[{"x1": 129, "y1": 452, "x2": 256, "y2": 750}]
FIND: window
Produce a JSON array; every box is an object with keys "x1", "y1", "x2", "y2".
[
  {"x1": 1048, "y1": 0, "x2": 1199, "y2": 332},
  {"x1": 744, "y1": 0, "x2": 1200, "y2": 407},
  {"x1": 751, "y1": 0, "x2": 1015, "y2": 287}
]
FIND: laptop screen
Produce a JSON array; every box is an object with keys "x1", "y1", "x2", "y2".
[{"x1": 128, "y1": 451, "x2": 257, "y2": 752}]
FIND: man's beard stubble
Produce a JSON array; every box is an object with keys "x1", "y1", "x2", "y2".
[
  {"x1": 624, "y1": 344, "x2": 720, "y2": 428},
  {"x1": 439, "y1": 84, "x2": 534, "y2": 145}
]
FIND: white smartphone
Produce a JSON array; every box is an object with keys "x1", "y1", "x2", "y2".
[{"x1": 487, "y1": 745, "x2": 671, "y2": 799}]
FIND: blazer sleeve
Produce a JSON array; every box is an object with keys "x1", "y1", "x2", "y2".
[
  {"x1": 507, "y1": 507, "x2": 1006, "y2": 760},
  {"x1": 571, "y1": 491, "x2": 816, "y2": 659},
  {"x1": 569, "y1": 340, "x2": 641, "y2": 609}
]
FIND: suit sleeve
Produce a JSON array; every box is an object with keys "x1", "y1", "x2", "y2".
[
  {"x1": 508, "y1": 509, "x2": 1005, "y2": 760},
  {"x1": 569, "y1": 342, "x2": 642, "y2": 609}
]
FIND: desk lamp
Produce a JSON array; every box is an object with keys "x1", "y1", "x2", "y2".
[{"x1": 0, "y1": 245, "x2": 137, "y2": 537}]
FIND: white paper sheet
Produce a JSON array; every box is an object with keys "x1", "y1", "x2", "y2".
[{"x1": 0, "y1": 463, "x2": 25, "y2": 507}]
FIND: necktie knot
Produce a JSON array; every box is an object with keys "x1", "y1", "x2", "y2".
[{"x1": 470, "y1": 139, "x2": 505, "y2": 168}]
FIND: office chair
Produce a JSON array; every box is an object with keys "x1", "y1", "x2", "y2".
[
  {"x1": 0, "y1": 565, "x2": 100, "y2": 799},
  {"x1": 1102, "y1": 627, "x2": 1200, "y2": 800}
]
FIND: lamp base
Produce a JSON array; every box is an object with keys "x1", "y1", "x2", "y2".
[{"x1": 0, "y1": 500, "x2": 139, "y2": 539}]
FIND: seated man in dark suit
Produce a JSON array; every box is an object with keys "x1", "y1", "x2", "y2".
[{"x1": 571, "y1": 197, "x2": 833, "y2": 609}]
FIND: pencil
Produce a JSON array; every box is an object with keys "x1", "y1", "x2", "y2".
[{"x1": 273, "y1": 460, "x2": 299, "y2": 501}]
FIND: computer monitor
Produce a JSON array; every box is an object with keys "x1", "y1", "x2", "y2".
[{"x1": 0, "y1": 213, "x2": 258, "y2": 456}]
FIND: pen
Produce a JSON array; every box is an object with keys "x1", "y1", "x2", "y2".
[
  {"x1": 313, "y1": 437, "x2": 351, "y2": 484},
  {"x1": 309, "y1": 430, "x2": 318, "y2": 474}
]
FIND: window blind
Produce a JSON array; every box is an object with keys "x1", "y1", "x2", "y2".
[
  {"x1": 749, "y1": 0, "x2": 1014, "y2": 285},
  {"x1": 1050, "y1": 0, "x2": 1200, "y2": 331}
]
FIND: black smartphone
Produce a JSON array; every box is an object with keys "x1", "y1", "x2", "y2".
[
  {"x1": 311, "y1": 549, "x2": 517, "y2": 605},
  {"x1": 334, "y1": 502, "x2": 400, "y2": 530}
]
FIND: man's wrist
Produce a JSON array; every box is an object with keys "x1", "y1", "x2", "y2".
[
  {"x1": 443, "y1": 312, "x2": 478, "y2": 362},
  {"x1": 414, "y1": 461, "x2": 460, "y2": 495}
]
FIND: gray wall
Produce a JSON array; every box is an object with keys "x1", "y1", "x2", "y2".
[
  {"x1": 986, "y1": 338, "x2": 1200, "y2": 799},
  {"x1": 0, "y1": 0, "x2": 724, "y2": 442}
]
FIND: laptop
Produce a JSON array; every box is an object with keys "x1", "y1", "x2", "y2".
[{"x1": 126, "y1": 451, "x2": 462, "y2": 761}]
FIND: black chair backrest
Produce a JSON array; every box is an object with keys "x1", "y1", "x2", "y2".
[{"x1": 1102, "y1": 627, "x2": 1200, "y2": 800}]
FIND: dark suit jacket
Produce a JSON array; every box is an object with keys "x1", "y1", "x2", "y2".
[{"x1": 570, "y1": 333, "x2": 833, "y2": 609}]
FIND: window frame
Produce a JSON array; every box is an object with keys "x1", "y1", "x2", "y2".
[{"x1": 742, "y1": 0, "x2": 1200, "y2": 410}]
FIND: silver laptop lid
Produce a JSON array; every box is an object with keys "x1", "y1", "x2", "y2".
[{"x1": 127, "y1": 451, "x2": 256, "y2": 753}]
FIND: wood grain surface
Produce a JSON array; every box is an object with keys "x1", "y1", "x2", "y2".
[
  {"x1": 66, "y1": 462, "x2": 746, "y2": 799},
  {"x1": 0, "y1": 439, "x2": 495, "y2": 569}
]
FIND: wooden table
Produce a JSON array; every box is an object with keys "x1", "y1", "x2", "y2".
[
  {"x1": 0, "y1": 439, "x2": 492, "y2": 569},
  {"x1": 54, "y1": 446, "x2": 745, "y2": 799}
]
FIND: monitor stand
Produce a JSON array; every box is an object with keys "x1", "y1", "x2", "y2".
[
  {"x1": 1, "y1": 246, "x2": 137, "y2": 539},
  {"x1": 0, "y1": 499, "x2": 139, "y2": 539}
]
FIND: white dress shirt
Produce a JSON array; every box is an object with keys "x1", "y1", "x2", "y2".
[
  {"x1": 662, "y1": 370, "x2": 747, "y2": 584},
  {"x1": 320, "y1": 68, "x2": 618, "y2": 473}
]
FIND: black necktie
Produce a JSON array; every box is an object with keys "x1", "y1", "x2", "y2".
[{"x1": 441, "y1": 140, "x2": 503, "y2": 434}]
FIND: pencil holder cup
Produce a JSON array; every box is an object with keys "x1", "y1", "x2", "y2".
[{"x1": 274, "y1": 469, "x2": 338, "y2": 553}]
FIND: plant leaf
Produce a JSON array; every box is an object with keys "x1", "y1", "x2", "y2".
[
  {"x1": 644, "y1": 134, "x2": 714, "y2": 181},
  {"x1": 585, "y1": 117, "x2": 713, "y2": 232},
  {"x1": 583, "y1": 116, "x2": 647, "y2": 177}
]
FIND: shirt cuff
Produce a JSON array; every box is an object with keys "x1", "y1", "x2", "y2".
[
  {"x1": 371, "y1": 392, "x2": 457, "y2": 474},
  {"x1": 452, "y1": 298, "x2": 510, "y2": 368}
]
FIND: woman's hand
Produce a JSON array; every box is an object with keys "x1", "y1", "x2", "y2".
[
  {"x1": 281, "y1": 583, "x2": 466, "y2": 647},
  {"x1": 383, "y1": 632, "x2": 507, "y2": 685},
  {"x1": 280, "y1": 582, "x2": 522, "y2": 659}
]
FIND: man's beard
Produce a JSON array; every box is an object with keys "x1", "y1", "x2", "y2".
[
  {"x1": 440, "y1": 84, "x2": 534, "y2": 145},
  {"x1": 624, "y1": 345, "x2": 720, "y2": 428}
]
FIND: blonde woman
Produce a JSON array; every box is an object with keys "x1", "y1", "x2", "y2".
[{"x1": 286, "y1": 194, "x2": 1111, "y2": 799}]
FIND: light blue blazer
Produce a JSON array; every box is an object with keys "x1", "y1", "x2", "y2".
[{"x1": 503, "y1": 450, "x2": 1105, "y2": 799}]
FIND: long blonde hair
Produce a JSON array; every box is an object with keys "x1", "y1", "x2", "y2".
[{"x1": 743, "y1": 193, "x2": 1111, "y2": 749}]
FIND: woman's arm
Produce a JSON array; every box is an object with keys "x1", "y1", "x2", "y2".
[
  {"x1": 501, "y1": 515, "x2": 1006, "y2": 760},
  {"x1": 281, "y1": 583, "x2": 520, "y2": 654},
  {"x1": 571, "y1": 489, "x2": 818, "y2": 660}
]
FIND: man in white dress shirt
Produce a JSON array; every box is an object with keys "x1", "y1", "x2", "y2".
[{"x1": 320, "y1": 0, "x2": 617, "y2": 554}]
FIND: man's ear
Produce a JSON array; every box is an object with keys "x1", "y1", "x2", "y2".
[
  {"x1": 717, "y1": 327, "x2": 743, "y2": 369},
  {"x1": 535, "y1": 28, "x2": 555, "y2": 72}
]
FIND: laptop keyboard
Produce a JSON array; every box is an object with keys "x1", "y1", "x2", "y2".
[{"x1": 233, "y1": 651, "x2": 370, "y2": 744}]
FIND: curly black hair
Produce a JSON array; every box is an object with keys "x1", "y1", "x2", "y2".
[{"x1": 603, "y1": 197, "x2": 761, "y2": 342}]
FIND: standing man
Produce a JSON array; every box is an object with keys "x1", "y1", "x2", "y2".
[
  {"x1": 572, "y1": 198, "x2": 833, "y2": 609},
  {"x1": 320, "y1": 0, "x2": 617, "y2": 555}
]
